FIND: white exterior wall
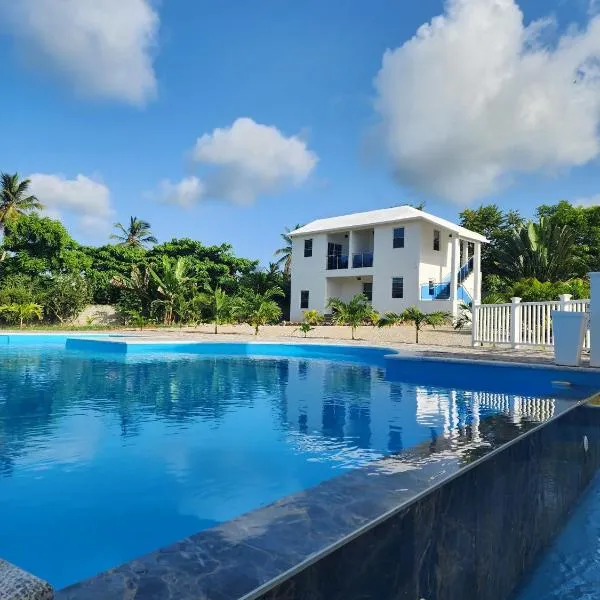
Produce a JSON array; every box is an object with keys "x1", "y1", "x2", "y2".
[
  {"x1": 418, "y1": 222, "x2": 452, "y2": 286},
  {"x1": 290, "y1": 233, "x2": 328, "y2": 321},
  {"x1": 370, "y1": 221, "x2": 421, "y2": 314}
]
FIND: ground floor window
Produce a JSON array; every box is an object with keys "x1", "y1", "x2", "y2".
[
  {"x1": 362, "y1": 282, "x2": 373, "y2": 302},
  {"x1": 392, "y1": 277, "x2": 404, "y2": 299},
  {"x1": 300, "y1": 290, "x2": 309, "y2": 309}
]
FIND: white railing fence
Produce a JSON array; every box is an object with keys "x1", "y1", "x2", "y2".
[{"x1": 472, "y1": 294, "x2": 590, "y2": 349}]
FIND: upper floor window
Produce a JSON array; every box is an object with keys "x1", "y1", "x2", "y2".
[
  {"x1": 300, "y1": 290, "x2": 309, "y2": 309},
  {"x1": 433, "y1": 230, "x2": 440, "y2": 252},
  {"x1": 392, "y1": 277, "x2": 404, "y2": 299},
  {"x1": 393, "y1": 227, "x2": 405, "y2": 249},
  {"x1": 304, "y1": 239, "x2": 313, "y2": 257}
]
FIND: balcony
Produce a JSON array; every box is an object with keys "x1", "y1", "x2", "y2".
[
  {"x1": 352, "y1": 251, "x2": 373, "y2": 269},
  {"x1": 327, "y1": 254, "x2": 349, "y2": 270}
]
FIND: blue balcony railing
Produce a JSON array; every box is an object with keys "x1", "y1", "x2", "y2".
[
  {"x1": 327, "y1": 255, "x2": 349, "y2": 270},
  {"x1": 352, "y1": 251, "x2": 374, "y2": 268}
]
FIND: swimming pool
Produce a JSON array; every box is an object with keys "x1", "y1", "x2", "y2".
[{"x1": 1, "y1": 337, "x2": 598, "y2": 597}]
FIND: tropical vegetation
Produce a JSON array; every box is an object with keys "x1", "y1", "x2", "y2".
[
  {"x1": 460, "y1": 201, "x2": 600, "y2": 302},
  {"x1": 0, "y1": 169, "x2": 597, "y2": 331},
  {"x1": 327, "y1": 294, "x2": 374, "y2": 340},
  {"x1": 378, "y1": 307, "x2": 451, "y2": 343}
]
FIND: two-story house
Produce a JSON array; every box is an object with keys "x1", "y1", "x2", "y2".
[{"x1": 289, "y1": 206, "x2": 487, "y2": 322}]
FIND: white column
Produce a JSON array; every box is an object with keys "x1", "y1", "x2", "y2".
[
  {"x1": 348, "y1": 230, "x2": 355, "y2": 269},
  {"x1": 473, "y1": 242, "x2": 482, "y2": 303},
  {"x1": 589, "y1": 272, "x2": 600, "y2": 367},
  {"x1": 510, "y1": 297, "x2": 522, "y2": 349},
  {"x1": 471, "y1": 301, "x2": 480, "y2": 347},
  {"x1": 450, "y1": 236, "x2": 460, "y2": 316}
]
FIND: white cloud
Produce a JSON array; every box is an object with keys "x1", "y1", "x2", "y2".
[
  {"x1": 576, "y1": 194, "x2": 600, "y2": 207},
  {"x1": 160, "y1": 176, "x2": 205, "y2": 207},
  {"x1": 373, "y1": 0, "x2": 600, "y2": 204},
  {"x1": 28, "y1": 173, "x2": 115, "y2": 237},
  {"x1": 0, "y1": 0, "x2": 159, "y2": 105},
  {"x1": 189, "y1": 117, "x2": 318, "y2": 204}
]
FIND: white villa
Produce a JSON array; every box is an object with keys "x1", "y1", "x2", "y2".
[{"x1": 289, "y1": 206, "x2": 487, "y2": 322}]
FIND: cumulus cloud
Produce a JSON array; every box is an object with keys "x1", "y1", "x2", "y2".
[
  {"x1": 373, "y1": 0, "x2": 600, "y2": 204},
  {"x1": 188, "y1": 117, "x2": 318, "y2": 204},
  {"x1": 576, "y1": 194, "x2": 600, "y2": 207},
  {"x1": 160, "y1": 176, "x2": 205, "y2": 207},
  {"x1": 0, "y1": 0, "x2": 159, "y2": 105},
  {"x1": 28, "y1": 174, "x2": 115, "y2": 237}
]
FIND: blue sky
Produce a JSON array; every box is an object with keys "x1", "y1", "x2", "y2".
[{"x1": 0, "y1": 0, "x2": 599, "y2": 265}]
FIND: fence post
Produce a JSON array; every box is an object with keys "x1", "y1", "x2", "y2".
[
  {"x1": 590, "y1": 273, "x2": 600, "y2": 367},
  {"x1": 471, "y1": 301, "x2": 480, "y2": 347},
  {"x1": 559, "y1": 294, "x2": 572, "y2": 312},
  {"x1": 510, "y1": 297, "x2": 521, "y2": 349}
]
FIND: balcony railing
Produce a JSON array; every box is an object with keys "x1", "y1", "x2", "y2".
[
  {"x1": 352, "y1": 251, "x2": 374, "y2": 268},
  {"x1": 327, "y1": 255, "x2": 349, "y2": 270}
]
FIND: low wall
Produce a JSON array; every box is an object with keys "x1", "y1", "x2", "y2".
[{"x1": 72, "y1": 305, "x2": 119, "y2": 326}]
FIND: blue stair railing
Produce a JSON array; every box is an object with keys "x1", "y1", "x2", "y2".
[{"x1": 420, "y1": 257, "x2": 474, "y2": 301}]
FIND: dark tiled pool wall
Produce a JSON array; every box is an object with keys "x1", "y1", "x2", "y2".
[{"x1": 254, "y1": 405, "x2": 600, "y2": 600}]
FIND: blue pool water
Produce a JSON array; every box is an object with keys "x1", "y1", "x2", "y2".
[
  {"x1": 0, "y1": 341, "x2": 581, "y2": 590},
  {"x1": 516, "y1": 471, "x2": 600, "y2": 599}
]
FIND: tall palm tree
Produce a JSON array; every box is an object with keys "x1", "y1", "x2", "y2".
[
  {"x1": 111, "y1": 216, "x2": 158, "y2": 248},
  {"x1": 327, "y1": 294, "x2": 372, "y2": 340},
  {"x1": 0, "y1": 173, "x2": 43, "y2": 228},
  {"x1": 274, "y1": 224, "x2": 302, "y2": 275},
  {"x1": 493, "y1": 218, "x2": 580, "y2": 282}
]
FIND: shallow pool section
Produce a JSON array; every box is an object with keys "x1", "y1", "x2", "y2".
[{"x1": 0, "y1": 342, "x2": 581, "y2": 592}]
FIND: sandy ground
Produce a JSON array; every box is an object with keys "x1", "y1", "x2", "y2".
[{"x1": 118, "y1": 323, "x2": 474, "y2": 347}]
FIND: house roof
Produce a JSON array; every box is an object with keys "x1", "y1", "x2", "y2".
[{"x1": 289, "y1": 206, "x2": 488, "y2": 243}]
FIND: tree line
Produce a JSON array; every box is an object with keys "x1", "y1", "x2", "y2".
[
  {"x1": 459, "y1": 201, "x2": 595, "y2": 302},
  {"x1": 0, "y1": 170, "x2": 596, "y2": 330},
  {"x1": 0, "y1": 173, "x2": 290, "y2": 330}
]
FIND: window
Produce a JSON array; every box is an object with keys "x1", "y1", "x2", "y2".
[
  {"x1": 392, "y1": 277, "x2": 404, "y2": 299},
  {"x1": 362, "y1": 282, "x2": 373, "y2": 302},
  {"x1": 393, "y1": 227, "x2": 405, "y2": 248},
  {"x1": 300, "y1": 290, "x2": 309, "y2": 309},
  {"x1": 304, "y1": 239, "x2": 313, "y2": 257},
  {"x1": 433, "y1": 230, "x2": 440, "y2": 252}
]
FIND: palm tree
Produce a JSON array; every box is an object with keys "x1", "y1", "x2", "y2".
[
  {"x1": 232, "y1": 286, "x2": 284, "y2": 335},
  {"x1": 274, "y1": 224, "x2": 302, "y2": 275},
  {"x1": 327, "y1": 294, "x2": 372, "y2": 340},
  {"x1": 493, "y1": 218, "x2": 580, "y2": 282},
  {"x1": 0, "y1": 302, "x2": 43, "y2": 329},
  {"x1": 0, "y1": 173, "x2": 44, "y2": 228},
  {"x1": 111, "y1": 216, "x2": 158, "y2": 248},
  {"x1": 149, "y1": 256, "x2": 190, "y2": 325},
  {"x1": 378, "y1": 307, "x2": 451, "y2": 343},
  {"x1": 198, "y1": 283, "x2": 230, "y2": 334}
]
